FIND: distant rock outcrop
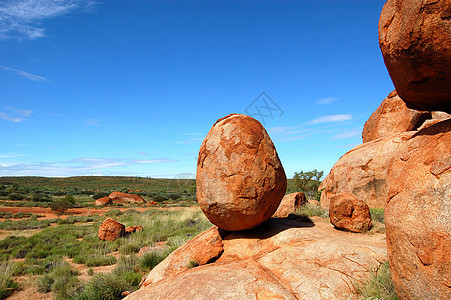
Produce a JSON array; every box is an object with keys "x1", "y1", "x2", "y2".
[
  {"x1": 272, "y1": 192, "x2": 307, "y2": 218},
  {"x1": 98, "y1": 218, "x2": 125, "y2": 241},
  {"x1": 94, "y1": 196, "x2": 112, "y2": 206},
  {"x1": 109, "y1": 191, "x2": 146, "y2": 204},
  {"x1": 125, "y1": 225, "x2": 143, "y2": 234},
  {"x1": 329, "y1": 192, "x2": 372, "y2": 233},
  {"x1": 126, "y1": 219, "x2": 387, "y2": 300},
  {"x1": 379, "y1": 0, "x2": 451, "y2": 112},
  {"x1": 196, "y1": 114, "x2": 287, "y2": 231},
  {"x1": 385, "y1": 119, "x2": 451, "y2": 299},
  {"x1": 362, "y1": 90, "x2": 430, "y2": 143}
]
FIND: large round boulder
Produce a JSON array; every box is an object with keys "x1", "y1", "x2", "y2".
[
  {"x1": 362, "y1": 90, "x2": 430, "y2": 143},
  {"x1": 379, "y1": 0, "x2": 451, "y2": 112},
  {"x1": 386, "y1": 119, "x2": 451, "y2": 299},
  {"x1": 196, "y1": 114, "x2": 287, "y2": 231}
]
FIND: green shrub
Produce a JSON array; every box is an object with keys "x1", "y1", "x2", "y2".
[
  {"x1": 370, "y1": 208, "x2": 385, "y2": 223},
  {"x1": 296, "y1": 203, "x2": 328, "y2": 218},
  {"x1": 293, "y1": 170, "x2": 324, "y2": 198},
  {"x1": 76, "y1": 272, "x2": 129, "y2": 300},
  {"x1": 8, "y1": 193, "x2": 25, "y2": 201},
  {"x1": 356, "y1": 261, "x2": 398, "y2": 300},
  {"x1": 37, "y1": 274, "x2": 54, "y2": 293},
  {"x1": 138, "y1": 249, "x2": 169, "y2": 271},
  {"x1": 105, "y1": 209, "x2": 123, "y2": 218},
  {"x1": 92, "y1": 192, "x2": 109, "y2": 200},
  {"x1": 0, "y1": 261, "x2": 19, "y2": 299},
  {"x1": 119, "y1": 243, "x2": 140, "y2": 255},
  {"x1": 32, "y1": 193, "x2": 53, "y2": 202},
  {"x1": 152, "y1": 194, "x2": 168, "y2": 202}
]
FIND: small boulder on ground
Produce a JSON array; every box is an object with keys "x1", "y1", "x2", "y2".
[
  {"x1": 109, "y1": 191, "x2": 146, "y2": 204},
  {"x1": 362, "y1": 90, "x2": 430, "y2": 143},
  {"x1": 95, "y1": 196, "x2": 112, "y2": 206},
  {"x1": 125, "y1": 225, "x2": 143, "y2": 234},
  {"x1": 98, "y1": 218, "x2": 126, "y2": 241},
  {"x1": 196, "y1": 114, "x2": 287, "y2": 231},
  {"x1": 272, "y1": 192, "x2": 307, "y2": 218},
  {"x1": 329, "y1": 192, "x2": 372, "y2": 233}
]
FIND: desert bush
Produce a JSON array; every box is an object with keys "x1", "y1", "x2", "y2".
[
  {"x1": 293, "y1": 170, "x2": 324, "y2": 198},
  {"x1": 37, "y1": 260, "x2": 81, "y2": 299},
  {"x1": 296, "y1": 203, "x2": 328, "y2": 219},
  {"x1": 119, "y1": 243, "x2": 140, "y2": 255},
  {"x1": 32, "y1": 193, "x2": 53, "y2": 202},
  {"x1": 0, "y1": 261, "x2": 20, "y2": 299},
  {"x1": 106, "y1": 209, "x2": 123, "y2": 218},
  {"x1": 167, "y1": 193, "x2": 181, "y2": 200},
  {"x1": 138, "y1": 249, "x2": 170, "y2": 271},
  {"x1": 92, "y1": 191, "x2": 109, "y2": 200},
  {"x1": 356, "y1": 261, "x2": 399, "y2": 300},
  {"x1": 8, "y1": 193, "x2": 26, "y2": 201},
  {"x1": 370, "y1": 208, "x2": 385, "y2": 223},
  {"x1": 152, "y1": 194, "x2": 168, "y2": 202}
]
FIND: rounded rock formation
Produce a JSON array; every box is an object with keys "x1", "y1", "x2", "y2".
[
  {"x1": 272, "y1": 192, "x2": 307, "y2": 218},
  {"x1": 379, "y1": 0, "x2": 451, "y2": 112},
  {"x1": 109, "y1": 191, "x2": 146, "y2": 204},
  {"x1": 196, "y1": 114, "x2": 287, "y2": 231},
  {"x1": 385, "y1": 119, "x2": 451, "y2": 299},
  {"x1": 98, "y1": 218, "x2": 126, "y2": 241},
  {"x1": 362, "y1": 90, "x2": 431, "y2": 143},
  {"x1": 95, "y1": 196, "x2": 112, "y2": 206},
  {"x1": 329, "y1": 192, "x2": 372, "y2": 233}
]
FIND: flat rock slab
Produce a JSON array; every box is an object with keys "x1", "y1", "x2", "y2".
[{"x1": 126, "y1": 218, "x2": 387, "y2": 300}]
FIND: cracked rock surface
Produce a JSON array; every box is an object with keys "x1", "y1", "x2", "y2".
[{"x1": 126, "y1": 217, "x2": 387, "y2": 300}]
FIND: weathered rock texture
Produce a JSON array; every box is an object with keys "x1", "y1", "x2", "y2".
[
  {"x1": 362, "y1": 90, "x2": 430, "y2": 142},
  {"x1": 142, "y1": 226, "x2": 224, "y2": 287},
  {"x1": 127, "y1": 218, "x2": 387, "y2": 300},
  {"x1": 272, "y1": 192, "x2": 307, "y2": 218},
  {"x1": 125, "y1": 225, "x2": 143, "y2": 234},
  {"x1": 319, "y1": 131, "x2": 415, "y2": 209},
  {"x1": 197, "y1": 114, "x2": 287, "y2": 231},
  {"x1": 379, "y1": 0, "x2": 451, "y2": 112},
  {"x1": 329, "y1": 192, "x2": 372, "y2": 233},
  {"x1": 98, "y1": 218, "x2": 125, "y2": 241},
  {"x1": 385, "y1": 119, "x2": 451, "y2": 299},
  {"x1": 94, "y1": 196, "x2": 112, "y2": 206},
  {"x1": 109, "y1": 191, "x2": 146, "y2": 204}
]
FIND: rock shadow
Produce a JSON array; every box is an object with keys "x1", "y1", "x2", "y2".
[{"x1": 219, "y1": 214, "x2": 314, "y2": 240}]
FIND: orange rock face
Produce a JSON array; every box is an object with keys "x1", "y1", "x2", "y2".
[
  {"x1": 329, "y1": 192, "x2": 372, "y2": 233},
  {"x1": 127, "y1": 218, "x2": 387, "y2": 300},
  {"x1": 385, "y1": 119, "x2": 451, "y2": 299},
  {"x1": 319, "y1": 131, "x2": 415, "y2": 209},
  {"x1": 125, "y1": 225, "x2": 143, "y2": 234},
  {"x1": 98, "y1": 218, "x2": 125, "y2": 241},
  {"x1": 196, "y1": 114, "x2": 287, "y2": 231},
  {"x1": 272, "y1": 192, "x2": 307, "y2": 218},
  {"x1": 362, "y1": 90, "x2": 430, "y2": 143},
  {"x1": 109, "y1": 191, "x2": 146, "y2": 204},
  {"x1": 94, "y1": 196, "x2": 112, "y2": 206},
  {"x1": 142, "y1": 226, "x2": 224, "y2": 287},
  {"x1": 379, "y1": 0, "x2": 451, "y2": 112}
]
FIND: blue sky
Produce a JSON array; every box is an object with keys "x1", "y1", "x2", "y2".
[{"x1": 0, "y1": 0, "x2": 393, "y2": 178}]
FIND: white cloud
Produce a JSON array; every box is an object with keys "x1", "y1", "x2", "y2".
[
  {"x1": 0, "y1": 107, "x2": 33, "y2": 122},
  {"x1": 309, "y1": 114, "x2": 353, "y2": 124},
  {"x1": 332, "y1": 127, "x2": 363, "y2": 140},
  {"x1": 0, "y1": 156, "x2": 178, "y2": 177},
  {"x1": 1, "y1": 65, "x2": 50, "y2": 82},
  {"x1": 317, "y1": 97, "x2": 339, "y2": 105},
  {"x1": 0, "y1": 0, "x2": 97, "y2": 40}
]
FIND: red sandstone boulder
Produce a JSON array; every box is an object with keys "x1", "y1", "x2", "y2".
[
  {"x1": 196, "y1": 114, "x2": 287, "y2": 231},
  {"x1": 109, "y1": 191, "x2": 146, "y2": 204},
  {"x1": 362, "y1": 90, "x2": 430, "y2": 143},
  {"x1": 319, "y1": 131, "x2": 415, "y2": 209},
  {"x1": 125, "y1": 225, "x2": 143, "y2": 234},
  {"x1": 385, "y1": 119, "x2": 451, "y2": 299},
  {"x1": 329, "y1": 192, "x2": 372, "y2": 233},
  {"x1": 272, "y1": 192, "x2": 307, "y2": 218},
  {"x1": 379, "y1": 0, "x2": 451, "y2": 112},
  {"x1": 98, "y1": 218, "x2": 125, "y2": 241},
  {"x1": 94, "y1": 196, "x2": 112, "y2": 206},
  {"x1": 127, "y1": 218, "x2": 387, "y2": 300},
  {"x1": 142, "y1": 226, "x2": 224, "y2": 287}
]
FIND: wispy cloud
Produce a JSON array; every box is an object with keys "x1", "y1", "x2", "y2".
[
  {"x1": 0, "y1": 0, "x2": 97, "y2": 40},
  {"x1": 1, "y1": 65, "x2": 50, "y2": 82},
  {"x1": 332, "y1": 127, "x2": 362, "y2": 140},
  {"x1": 85, "y1": 118, "x2": 100, "y2": 126},
  {"x1": 308, "y1": 114, "x2": 353, "y2": 124},
  {"x1": 317, "y1": 97, "x2": 339, "y2": 105},
  {"x1": 0, "y1": 153, "x2": 27, "y2": 159},
  {"x1": 0, "y1": 107, "x2": 33, "y2": 122},
  {"x1": 0, "y1": 156, "x2": 178, "y2": 177}
]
